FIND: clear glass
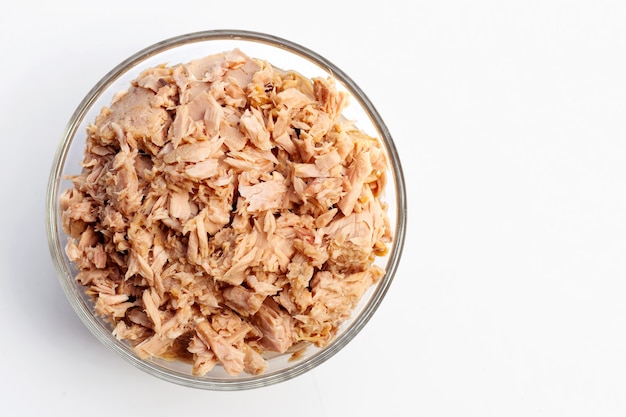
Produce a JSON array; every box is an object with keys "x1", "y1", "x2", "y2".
[{"x1": 46, "y1": 29, "x2": 407, "y2": 390}]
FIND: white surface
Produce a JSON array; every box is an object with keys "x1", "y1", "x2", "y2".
[{"x1": 1, "y1": 0, "x2": 626, "y2": 415}]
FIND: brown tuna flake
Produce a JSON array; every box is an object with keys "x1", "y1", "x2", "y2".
[{"x1": 60, "y1": 49, "x2": 392, "y2": 376}]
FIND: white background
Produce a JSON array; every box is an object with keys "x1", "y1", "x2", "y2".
[{"x1": 1, "y1": 0, "x2": 625, "y2": 415}]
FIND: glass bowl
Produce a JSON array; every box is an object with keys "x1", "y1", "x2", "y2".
[{"x1": 46, "y1": 29, "x2": 406, "y2": 390}]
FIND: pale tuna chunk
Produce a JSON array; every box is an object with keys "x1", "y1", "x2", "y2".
[
  {"x1": 169, "y1": 190, "x2": 192, "y2": 221},
  {"x1": 238, "y1": 172, "x2": 287, "y2": 212},
  {"x1": 107, "y1": 147, "x2": 142, "y2": 216},
  {"x1": 186, "y1": 49, "x2": 260, "y2": 85},
  {"x1": 220, "y1": 246, "x2": 258, "y2": 286},
  {"x1": 253, "y1": 299, "x2": 294, "y2": 353},
  {"x1": 313, "y1": 77, "x2": 348, "y2": 120},
  {"x1": 243, "y1": 344, "x2": 267, "y2": 375},
  {"x1": 95, "y1": 86, "x2": 170, "y2": 147},
  {"x1": 184, "y1": 158, "x2": 219, "y2": 179},
  {"x1": 223, "y1": 286, "x2": 266, "y2": 317},
  {"x1": 134, "y1": 304, "x2": 193, "y2": 359},
  {"x1": 195, "y1": 319, "x2": 245, "y2": 376},
  {"x1": 95, "y1": 293, "x2": 133, "y2": 319},
  {"x1": 337, "y1": 150, "x2": 372, "y2": 216},
  {"x1": 276, "y1": 87, "x2": 313, "y2": 110},
  {"x1": 240, "y1": 108, "x2": 271, "y2": 151},
  {"x1": 188, "y1": 335, "x2": 218, "y2": 376},
  {"x1": 187, "y1": 90, "x2": 223, "y2": 137},
  {"x1": 162, "y1": 137, "x2": 224, "y2": 164},
  {"x1": 168, "y1": 104, "x2": 195, "y2": 147}
]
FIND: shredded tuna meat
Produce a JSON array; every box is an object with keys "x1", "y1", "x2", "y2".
[{"x1": 60, "y1": 49, "x2": 392, "y2": 376}]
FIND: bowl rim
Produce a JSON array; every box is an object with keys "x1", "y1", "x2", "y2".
[{"x1": 46, "y1": 29, "x2": 407, "y2": 390}]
